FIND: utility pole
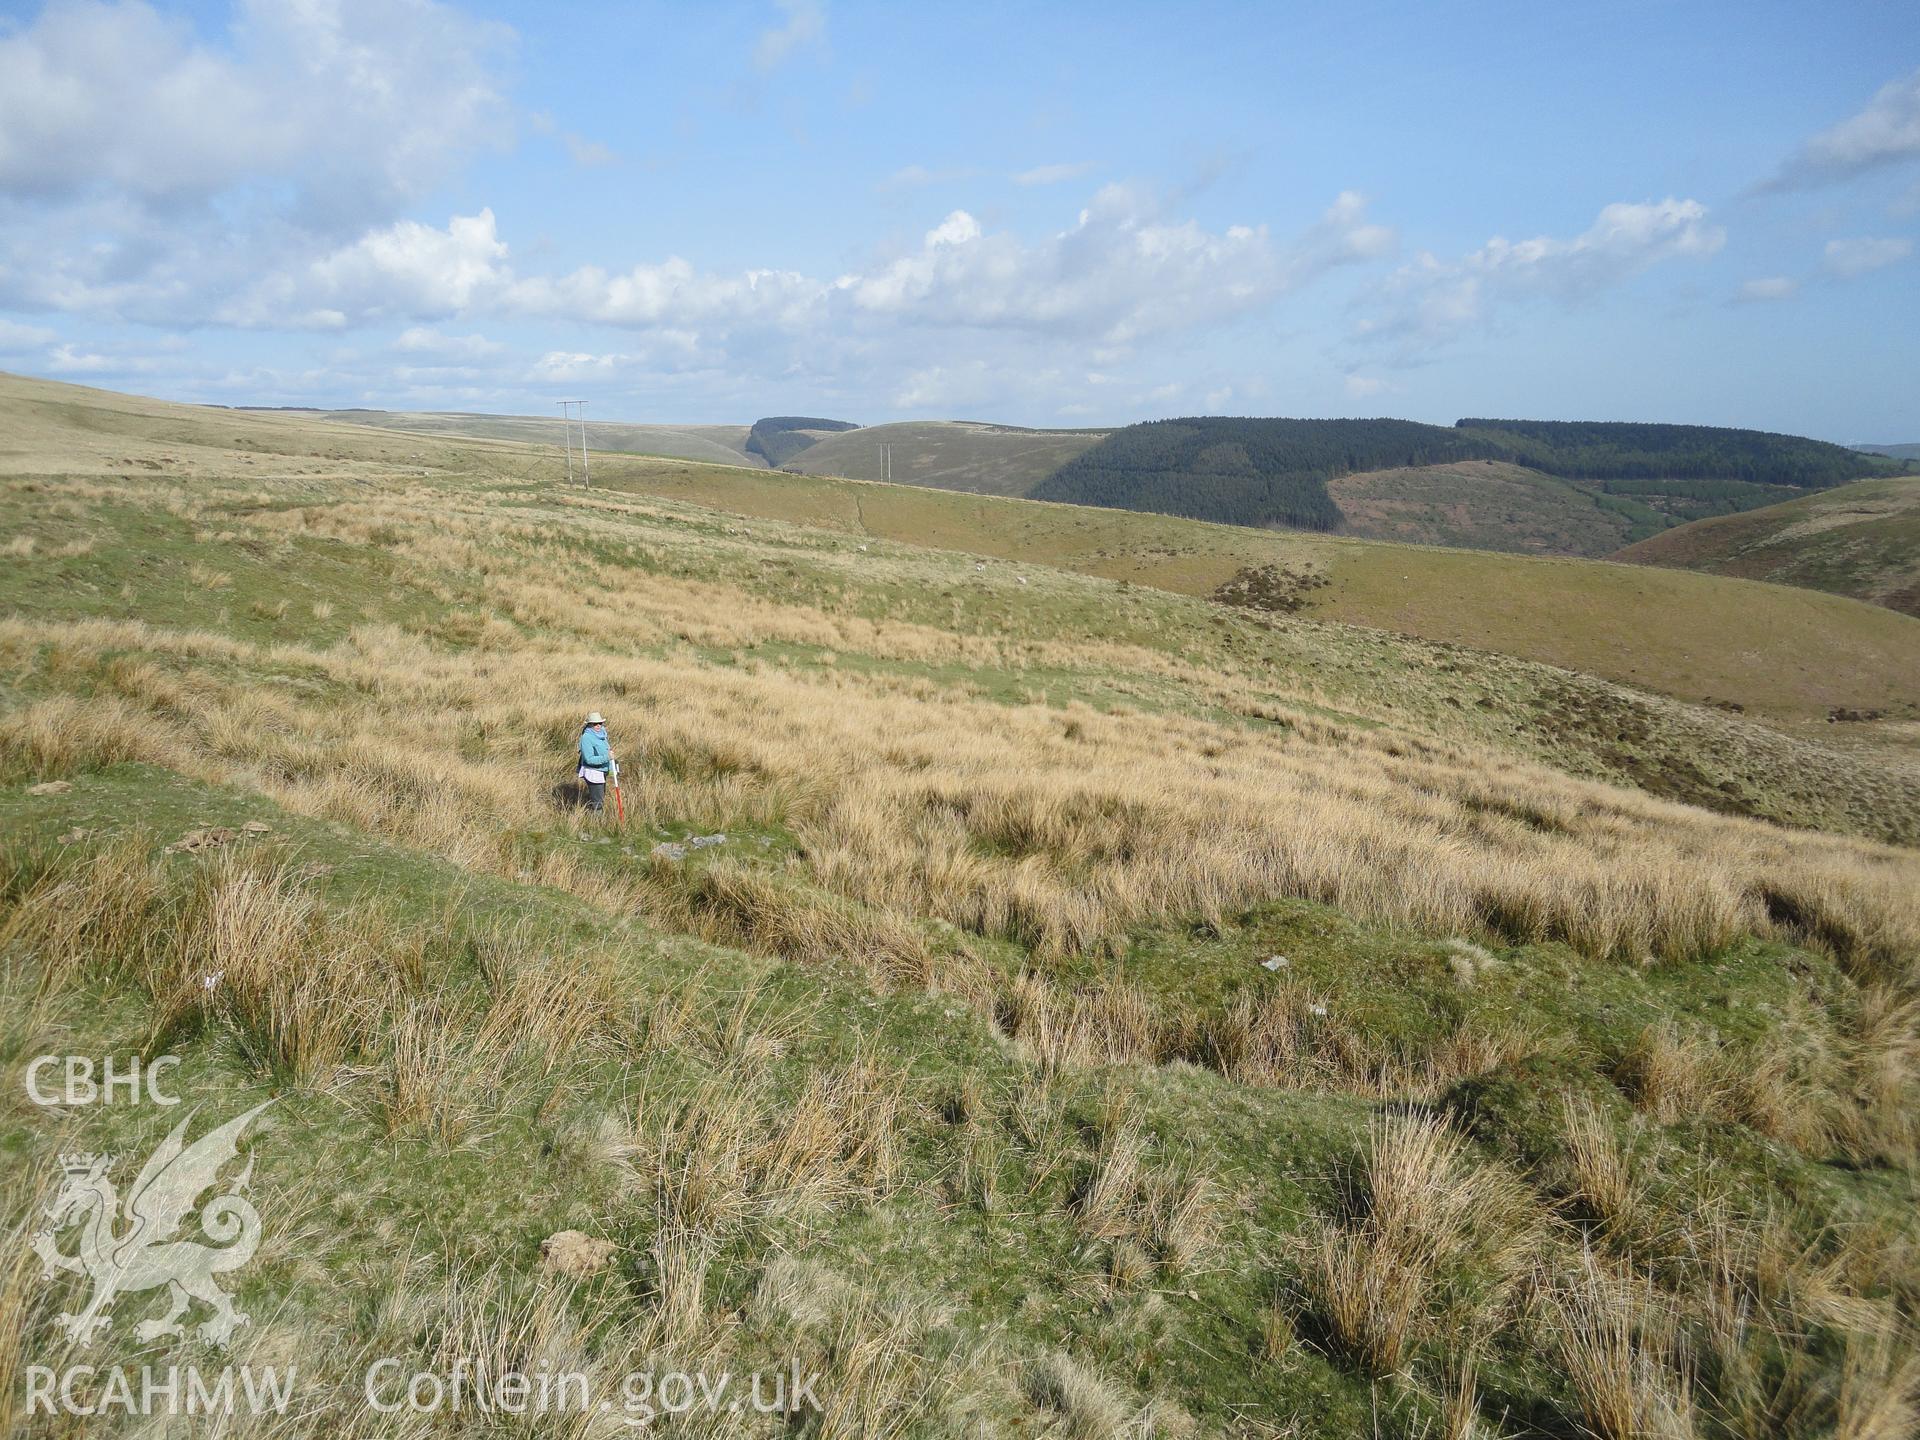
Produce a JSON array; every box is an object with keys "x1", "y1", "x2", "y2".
[{"x1": 557, "y1": 400, "x2": 590, "y2": 487}]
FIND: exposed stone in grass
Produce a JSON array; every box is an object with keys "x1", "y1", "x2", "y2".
[{"x1": 539, "y1": 1230, "x2": 619, "y2": 1278}]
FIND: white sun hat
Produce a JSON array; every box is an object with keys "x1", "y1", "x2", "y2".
[{"x1": 584, "y1": 711, "x2": 605, "y2": 725}]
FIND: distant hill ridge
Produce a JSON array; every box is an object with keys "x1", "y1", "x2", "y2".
[
  {"x1": 1034, "y1": 414, "x2": 1910, "y2": 535},
  {"x1": 744, "y1": 415, "x2": 860, "y2": 468}
]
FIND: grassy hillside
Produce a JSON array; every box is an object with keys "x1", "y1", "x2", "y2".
[
  {"x1": 299, "y1": 405, "x2": 764, "y2": 468},
  {"x1": 1026, "y1": 416, "x2": 1902, "y2": 552},
  {"x1": 1855, "y1": 442, "x2": 1920, "y2": 462},
  {"x1": 1615, "y1": 476, "x2": 1920, "y2": 617},
  {"x1": 746, "y1": 415, "x2": 861, "y2": 468},
  {"x1": 4, "y1": 374, "x2": 1919, "y2": 1439},
  {"x1": 788, "y1": 420, "x2": 1107, "y2": 495},
  {"x1": 1456, "y1": 417, "x2": 1902, "y2": 489},
  {"x1": 1328, "y1": 460, "x2": 1639, "y2": 556},
  {"x1": 593, "y1": 453, "x2": 1920, "y2": 728}
]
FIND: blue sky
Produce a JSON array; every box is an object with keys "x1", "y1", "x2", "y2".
[{"x1": 0, "y1": 0, "x2": 1915, "y2": 439}]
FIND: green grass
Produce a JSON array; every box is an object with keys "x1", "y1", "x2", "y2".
[
  {"x1": 6, "y1": 769, "x2": 1912, "y2": 1437},
  {"x1": 583, "y1": 447, "x2": 1920, "y2": 725},
  {"x1": 3, "y1": 372, "x2": 1918, "y2": 1438},
  {"x1": 309, "y1": 406, "x2": 763, "y2": 468},
  {"x1": 1327, "y1": 459, "x2": 1641, "y2": 556},
  {"x1": 787, "y1": 420, "x2": 1108, "y2": 495},
  {"x1": 1616, "y1": 475, "x2": 1920, "y2": 617}
]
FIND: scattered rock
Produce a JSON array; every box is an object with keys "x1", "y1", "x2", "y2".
[
  {"x1": 27, "y1": 780, "x2": 72, "y2": 796},
  {"x1": 651, "y1": 842, "x2": 688, "y2": 861},
  {"x1": 1308, "y1": 1003, "x2": 1329, "y2": 1018},
  {"x1": 540, "y1": 1230, "x2": 617, "y2": 1279},
  {"x1": 1261, "y1": 955, "x2": 1289, "y2": 972},
  {"x1": 56, "y1": 827, "x2": 92, "y2": 845},
  {"x1": 688, "y1": 833, "x2": 727, "y2": 849},
  {"x1": 166, "y1": 826, "x2": 237, "y2": 854},
  {"x1": 242, "y1": 820, "x2": 272, "y2": 834}
]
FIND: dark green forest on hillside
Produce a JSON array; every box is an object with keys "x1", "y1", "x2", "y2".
[
  {"x1": 1031, "y1": 418, "x2": 1476, "y2": 529},
  {"x1": 1031, "y1": 415, "x2": 1901, "y2": 533},
  {"x1": 1456, "y1": 418, "x2": 1906, "y2": 488},
  {"x1": 746, "y1": 414, "x2": 860, "y2": 467}
]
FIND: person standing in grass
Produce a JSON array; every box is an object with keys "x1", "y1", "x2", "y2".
[{"x1": 578, "y1": 711, "x2": 615, "y2": 812}]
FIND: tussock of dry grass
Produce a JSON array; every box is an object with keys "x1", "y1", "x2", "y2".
[
  {"x1": 636, "y1": 1056, "x2": 908, "y2": 1234},
  {"x1": 4, "y1": 601, "x2": 1916, "y2": 987},
  {"x1": 1549, "y1": 1255, "x2": 1698, "y2": 1440},
  {"x1": 1295, "y1": 1115, "x2": 1542, "y2": 1375}
]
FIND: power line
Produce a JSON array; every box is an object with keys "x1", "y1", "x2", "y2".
[{"x1": 557, "y1": 400, "x2": 590, "y2": 487}]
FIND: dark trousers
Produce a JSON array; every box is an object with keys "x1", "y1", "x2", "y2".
[{"x1": 583, "y1": 779, "x2": 605, "y2": 812}]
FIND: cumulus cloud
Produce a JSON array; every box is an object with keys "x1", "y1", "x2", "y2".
[
  {"x1": 219, "y1": 185, "x2": 1388, "y2": 368},
  {"x1": 1823, "y1": 235, "x2": 1912, "y2": 278},
  {"x1": 1768, "y1": 68, "x2": 1920, "y2": 190},
  {"x1": 1358, "y1": 198, "x2": 1724, "y2": 355},
  {"x1": 0, "y1": 0, "x2": 513, "y2": 334},
  {"x1": 1734, "y1": 276, "x2": 1797, "y2": 303},
  {"x1": 0, "y1": 0, "x2": 509, "y2": 215},
  {"x1": 837, "y1": 185, "x2": 1394, "y2": 345},
  {"x1": 221, "y1": 210, "x2": 511, "y2": 327},
  {"x1": 752, "y1": 0, "x2": 825, "y2": 73}
]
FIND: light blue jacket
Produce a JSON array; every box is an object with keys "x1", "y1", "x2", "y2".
[{"x1": 579, "y1": 726, "x2": 611, "y2": 773}]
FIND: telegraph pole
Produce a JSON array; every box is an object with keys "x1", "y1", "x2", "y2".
[{"x1": 557, "y1": 400, "x2": 590, "y2": 487}]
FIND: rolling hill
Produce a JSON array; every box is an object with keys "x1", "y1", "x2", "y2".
[
  {"x1": 1327, "y1": 459, "x2": 1641, "y2": 555},
  {"x1": 279, "y1": 406, "x2": 766, "y2": 467},
  {"x1": 6, "y1": 371, "x2": 1920, "y2": 1439},
  {"x1": 784, "y1": 419, "x2": 1108, "y2": 495},
  {"x1": 566, "y1": 431, "x2": 1920, "y2": 732},
  {"x1": 279, "y1": 407, "x2": 1914, "y2": 569},
  {"x1": 745, "y1": 414, "x2": 861, "y2": 467},
  {"x1": 1615, "y1": 474, "x2": 1920, "y2": 616},
  {"x1": 1034, "y1": 415, "x2": 1906, "y2": 545}
]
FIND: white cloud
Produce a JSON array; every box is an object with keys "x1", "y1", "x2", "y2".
[
  {"x1": 1344, "y1": 373, "x2": 1390, "y2": 399},
  {"x1": 0, "y1": 317, "x2": 56, "y2": 351},
  {"x1": 890, "y1": 360, "x2": 1000, "y2": 411},
  {"x1": 1823, "y1": 235, "x2": 1911, "y2": 278},
  {"x1": 223, "y1": 210, "x2": 512, "y2": 326},
  {"x1": 753, "y1": 0, "x2": 825, "y2": 74},
  {"x1": 1359, "y1": 198, "x2": 1724, "y2": 355},
  {"x1": 1735, "y1": 276, "x2": 1798, "y2": 303},
  {"x1": 1769, "y1": 68, "x2": 1920, "y2": 190},
  {"x1": 0, "y1": 0, "x2": 509, "y2": 214},
  {"x1": 394, "y1": 326, "x2": 505, "y2": 359},
  {"x1": 1012, "y1": 162, "x2": 1095, "y2": 187},
  {"x1": 838, "y1": 186, "x2": 1393, "y2": 346}
]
